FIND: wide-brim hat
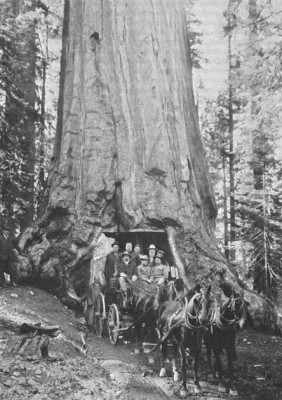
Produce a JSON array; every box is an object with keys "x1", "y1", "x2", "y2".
[
  {"x1": 133, "y1": 243, "x2": 141, "y2": 249},
  {"x1": 140, "y1": 254, "x2": 149, "y2": 261},
  {"x1": 111, "y1": 241, "x2": 120, "y2": 247},
  {"x1": 156, "y1": 250, "x2": 165, "y2": 259},
  {"x1": 148, "y1": 244, "x2": 156, "y2": 250},
  {"x1": 122, "y1": 251, "x2": 131, "y2": 258}
]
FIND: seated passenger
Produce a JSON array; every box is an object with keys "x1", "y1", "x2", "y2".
[
  {"x1": 151, "y1": 250, "x2": 169, "y2": 286},
  {"x1": 116, "y1": 251, "x2": 138, "y2": 292},
  {"x1": 137, "y1": 255, "x2": 151, "y2": 283}
]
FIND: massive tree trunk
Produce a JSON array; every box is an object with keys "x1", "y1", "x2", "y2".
[{"x1": 18, "y1": 0, "x2": 279, "y2": 332}]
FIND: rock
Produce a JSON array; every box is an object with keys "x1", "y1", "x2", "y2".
[
  {"x1": 3, "y1": 380, "x2": 13, "y2": 387},
  {"x1": 10, "y1": 293, "x2": 18, "y2": 298},
  {"x1": 34, "y1": 368, "x2": 42, "y2": 375},
  {"x1": 90, "y1": 233, "x2": 113, "y2": 282}
]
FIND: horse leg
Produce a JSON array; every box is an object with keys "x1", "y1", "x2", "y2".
[
  {"x1": 227, "y1": 347, "x2": 238, "y2": 396},
  {"x1": 179, "y1": 342, "x2": 188, "y2": 397},
  {"x1": 171, "y1": 341, "x2": 180, "y2": 382},
  {"x1": 134, "y1": 322, "x2": 142, "y2": 353},
  {"x1": 214, "y1": 348, "x2": 225, "y2": 393},
  {"x1": 159, "y1": 336, "x2": 168, "y2": 377},
  {"x1": 193, "y1": 349, "x2": 202, "y2": 394},
  {"x1": 204, "y1": 333, "x2": 214, "y2": 378}
]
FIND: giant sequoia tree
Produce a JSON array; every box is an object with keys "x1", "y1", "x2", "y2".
[{"x1": 18, "y1": 0, "x2": 279, "y2": 332}]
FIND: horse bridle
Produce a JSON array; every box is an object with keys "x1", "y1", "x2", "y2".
[
  {"x1": 211, "y1": 296, "x2": 246, "y2": 331},
  {"x1": 184, "y1": 291, "x2": 210, "y2": 330}
]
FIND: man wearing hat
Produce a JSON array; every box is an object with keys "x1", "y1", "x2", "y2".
[
  {"x1": 0, "y1": 225, "x2": 19, "y2": 287},
  {"x1": 151, "y1": 250, "x2": 169, "y2": 286},
  {"x1": 116, "y1": 251, "x2": 138, "y2": 292},
  {"x1": 148, "y1": 244, "x2": 157, "y2": 268},
  {"x1": 137, "y1": 255, "x2": 151, "y2": 282},
  {"x1": 131, "y1": 243, "x2": 142, "y2": 269},
  {"x1": 104, "y1": 241, "x2": 120, "y2": 290}
]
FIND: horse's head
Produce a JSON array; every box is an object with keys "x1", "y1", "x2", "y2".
[
  {"x1": 220, "y1": 289, "x2": 247, "y2": 329},
  {"x1": 184, "y1": 284, "x2": 212, "y2": 328},
  {"x1": 157, "y1": 281, "x2": 176, "y2": 304}
]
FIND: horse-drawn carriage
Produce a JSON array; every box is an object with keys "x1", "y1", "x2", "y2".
[
  {"x1": 87, "y1": 275, "x2": 161, "y2": 346},
  {"x1": 87, "y1": 275, "x2": 247, "y2": 397}
]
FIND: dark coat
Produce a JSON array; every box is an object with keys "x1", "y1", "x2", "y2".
[
  {"x1": 104, "y1": 251, "x2": 119, "y2": 284},
  {"x1": 0, "y1": 233, "x2": 13, "y2": 262},
  {"x1": 0, "y1": 233, "x2": 20, "y2": 282},
  {"x1": 131, "y1": 252, "x2": 141, "y2": 269},
  {"x1": 116, "y1": 260, "x2": 137, "y2": 278}
]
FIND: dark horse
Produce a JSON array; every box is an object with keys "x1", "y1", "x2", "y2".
[
  {"x1": 204, "y1": 289, "x2": 247, "y2": 396},
  {"x1": 124, "y1": 280, "x2": 160, "y2": 352},
  {"x1": 156, "y1": 284, "x2": 212, "y2": 397},
  {"x1": 157, "y1": 280, "x2": 186, "y2": 304}
]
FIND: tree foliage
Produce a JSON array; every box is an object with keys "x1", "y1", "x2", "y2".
[
  {"x1": 199, "y1": 0, "x2": 282, "y2": 300},
  {"x1": 0, "y1": 0, "x2": 63, "y2": 231}
]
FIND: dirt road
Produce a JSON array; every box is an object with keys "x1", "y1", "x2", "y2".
[{"x1": 0, "y1": 286, "x2": 281, "y2": 399}]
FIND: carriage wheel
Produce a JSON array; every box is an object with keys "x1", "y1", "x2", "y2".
[
  {"x1": 94, "y1": 292, "x2": 106, "y2": 337},
  {"x1": 108, "y1": 304, "x2": 120, "y2": 345}
]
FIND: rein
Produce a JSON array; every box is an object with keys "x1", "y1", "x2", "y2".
[{"x1": 170, "y1": 281, "x2": 184, "y2": 303}]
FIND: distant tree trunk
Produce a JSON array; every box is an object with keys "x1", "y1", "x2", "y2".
[
  {"x1": 18, "y1": 0, "x2": 279, "y2": 332},
  {"x1": 222, "y1": 153, "x2": 229, "y2": 259},
  {"x1": 19, "y1": 0, "x2": 36, "y2": 229},
  {"x1": 4, "y1": 0, "x2": 36, "y2": 229},
  {"x1": 249, "y1": 0, "x2": 263, "y2": 191},
  {"x1": 248, "y1": 0, "x2": 269, "y2": 294},
  {"x1": 227, "y1": 0, "x2": 236, "y2": 261}
]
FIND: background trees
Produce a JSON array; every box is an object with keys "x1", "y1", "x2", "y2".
[
  {"x1": 0, "y1": 0, "x2": 63, "y2": 231},
  {"x1": 197, "y1": 0, "x2": 282, "y2": 300}
]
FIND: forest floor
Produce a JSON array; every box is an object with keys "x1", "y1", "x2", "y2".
[{"x1": 0, "y1": 286, "x2": 281, "y2": 400}]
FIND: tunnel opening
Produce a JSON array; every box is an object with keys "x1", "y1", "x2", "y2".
[{"x1": 103, "y1": 229, "x2": 174, "y2": 265}]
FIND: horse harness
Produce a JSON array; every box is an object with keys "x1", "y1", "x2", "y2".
[{"x1": 210, "y1": 296, "x2": 245, "y2": 332}]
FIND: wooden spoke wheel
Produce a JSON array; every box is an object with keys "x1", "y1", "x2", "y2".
[
  {"x1": 94, "y1": 292, "x2": 106, "y2": 337},
  {"x1": 108, "y1": 304, "x2": 120, "y2": 345}
]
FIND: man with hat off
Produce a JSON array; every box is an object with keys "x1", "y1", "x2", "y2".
[
  {"x1": 151, "y1": 250, "x2": 169, "y2": 286},
  {"x1": 104, "y1": 241, "x2": 120, "y2": 290},
  {"x1": 148, "y1": 244, "x2": 157, "y2": 268},
  {"x1": 116, "y1": 251, "x2": 138, "y2": 293},
  {"x1": 117, "y1": 241, "x2": 133, "y2": 263}
]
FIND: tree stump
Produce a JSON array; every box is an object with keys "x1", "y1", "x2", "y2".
[{"x1": 13, "y1": 323, "x2": 60, "y2": 359}]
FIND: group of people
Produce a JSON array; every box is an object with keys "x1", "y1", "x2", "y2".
[{"x1": 104, "y1": 241, "x2": 169, "y2": 295}]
